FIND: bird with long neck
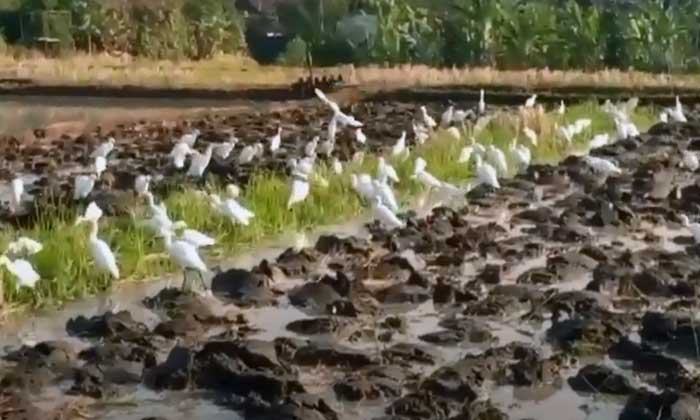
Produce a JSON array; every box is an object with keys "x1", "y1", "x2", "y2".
[
  {"x1": 160, "y1": 229, "x2": 208, "y2": 291},
  {"x1": 76, "y1": 214, "x2": 119, "y2": 280}
]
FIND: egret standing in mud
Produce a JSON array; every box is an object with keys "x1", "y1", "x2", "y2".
[
  {"x1": 474, "y1": 154, "x2": 500, "y2": 189},
  {"x1": 179, "y1": 129, "x2": 200, "y2": 148},
  {"x1": 75, "y1": 203, "x2": 119, "y2": 280},
  {"x1": 524, "y1": 94, "x2": 537, "y2": 108},
  {"x1": 9, "y1": 177, "x2": 23, "y2": 214},
  {"x1": 94, "y1": 156, "x2": 107, "y2": 178},
  {"x1": 91, "y1": 137, "x2": 115, "y2": 159},
  {"x1": 372, "y1": 196, "x2": 403, "y2": 230},
  {"x1": 391, "y1": 132, "x2": 408, "y2": 159},
  {"x1": 441, "y1": 105, "x2": 454, "y2": 128},
  {"x1": 170, "y1": 141, "x2": 194, "y2": 169},
  {"x1": 74, "y1": 175, "x2": 96, "y2": 200},
  {"x1": 420, "y1": 106, "x2": 437, "y2": 129},
  {"x1": 478, "y1": 89, "x2": 486, "y2": 114},
  {"x1": 160, "y1": 229, "x2": 208, "y2": 291},
  {"x1": 372, "y1": 179, "x2": 399, "y2": 213},
  {"x1": 134, "y1": 175, "x2": 151, "y2": 196},
  {"x1": 187, "y1": 144, "x2": 215, "y2": 178},
  {"x1": 269, "y1": 126, "x2": 282, "y2": 153},
  {"x1": 214, "y1": 140, "x2": 236, "y2": 161},
  {"x1": 238, "y1": 143, "x2": 263, "y2": 165}
]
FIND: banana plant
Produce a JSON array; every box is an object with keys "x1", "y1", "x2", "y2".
[
  {"x1": 443, "y1": 0, "x2": 498, "y2": 66},
  {"x1": 555, "y1": 0, "x2": 605, "y2": 70}
]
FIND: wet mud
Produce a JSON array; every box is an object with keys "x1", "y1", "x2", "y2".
[{"x1": 2, "y1": 103, "x2": 700, "y2": 419}]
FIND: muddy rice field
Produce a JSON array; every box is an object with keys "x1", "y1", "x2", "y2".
[{"x1": 2, "y1": 93, "x2": 700, "y2": 420}]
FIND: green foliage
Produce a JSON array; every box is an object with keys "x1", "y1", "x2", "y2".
[{"x1": 279, "y1": 36, "x2": 308, "y2": 66}]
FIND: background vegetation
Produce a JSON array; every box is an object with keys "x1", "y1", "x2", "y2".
[{"x1": 0, "y1": 0, "x2": 697, "y2": 73}]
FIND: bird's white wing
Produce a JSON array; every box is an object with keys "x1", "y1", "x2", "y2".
[
  {"x1": 6, "y1": 258, "x2": 40, "y2": 288},
  {"x1": 414, "y1": 157, "x2": 427, "y2": 175},
  {"x1": 7, "y1": 237, "x2": 43, "y2": 257},
  {"x1": 288, "y1": 179, "x2": 310, "y2": 208},
  {"x1": 92, "y1": 239, "x2": 119, "y2": 279},
  {"x1": 374, "y1": 202, "x2": 404, "y2": 229},
  {"x1": 172, "y1": 241, "x2": 207, "y2": 272},
  {"x1": 314, "y1": 88, "x2": 340, "y2": 113},
  {"x1": 74, "y1": 176, "x2": 95, "y2": 200},
  {"x1": 181, "y1": 229, "x2": 216, "y2": 248},
  {"x1": 376, "y1": 183, "x2": 399, "y2": 212}
]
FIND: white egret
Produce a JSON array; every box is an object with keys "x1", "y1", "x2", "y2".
[
  {"x1": 478, "y1": 89, "x2": 486, "y2": 114},
  {"x1": 441, "y1": 106, "x2": 454, "y2": 128},
  {"x1": 420, "y1": 106, "x2": 437, "y2": 129},
  {"x1": 6, "y1": 237, "x2": 43, "y2": 257},
  {"x1": 238, "y1": 143, "x2": 264, "y2": 165},
  {"x1": 412, "y1": 157, "x2": 457, "y2": 192},
  {"x1": 134, "y1": 175, "x2": 151, "y2": 196},
  {"x1": 214, "y1": 140, "x2": 236, "y2": 160},
  {"x1": 660, "y1": 111, "x2": 669, "y2": 124},
  {"x1": 170, "y1": 142, "x2": 193, "y2": 169},
  {"x1": 355, "y1": 128, "x2": 367, "y2": 144},
  {"x1": 682, "y1": 150, "x2": 699, "y2": 172},
  {"x1": 508, "y1": 139, "x2": 531, "y2": 173},
  {"x1": 458, "y1": 146, "x2": 473, "y2": 163},
  {"x1": 453, "y1": 109, "x2": 470, "y2": 124},
  {"x1": 171, "y1": 221, "x2": 215, "y2": 248},
  {"x1": 372, "y1": 196, "x2": 404, "y2": 230},
  {"x1": 332, "y1": 158, "x2": 343, "y2": 175},
  {"x1": 287, "y1": 175, "x2": 310, "y2": 209},
  {"x1": 226, "y1": 184, "x2": 241, "y2": 198},
  {"x1": 667, "y1": 96, "x2": 687, "y2": 123},
  {"x1": 474, "y1": 154, "x2": 500, "y2": 189},
  {"x1": 76, "y1": 206, "x2": 119, "y2": 279},
  {"x1": 588, "y1": 133, "x2": 610, "y2": 150},
  {"x1": 391, "y1": 131, "x2": 407, "y2": 158},
  {"x1": 209, "y1": 193, "x2": 254, "y2": 226},
  {"x1": 179, "y1": 129, "x2": 201, "y2": 148},
  {"x1": 187, "y1": 144, "x2": 215, "y2": 178},
  {"x1": 314, "y1": 88, "x2": 363, "y2": 127},
  {"x1": 413, "y1": 122, "x2": 430, "y2": 145},
  {"x1": 144, "y1": 192, "x2": 168, "y2": 219},
  {"x1": 0, "y1": 256, "x2": 40, "y2": 289},
  {"x1": 486, "y1": 145, "x2": 509, "y2": 177},
  {"x1": 524, "y1": 94, "x2": 537, "y2": 108},
  {"x1": 372, "y1": 179, "x2": 399, "y2": 213},
  {"x1": 558, "y1": 100, "x2": 566, "y2": 115},
  {"x1": 269, "y1": 126, "x2": 282, "y2": 153},
  {"x1": 304, "y1": 136, "x2": 319, "y2": 158},
  {"x1": 74, "y1": 175, "x2": 96, "y2": 200},
  {"x1": 160, "y1": 229, "x2": 208, "y2": 291},
  {"x1": 584, "y1": 156, "x2": 622, "y2": 176},
  {"x1": 9, "y1": 178, "x2": 23, "y2": 214},
  {"x1": 319, "y1": 137, "x2": 335, "y2": 158},
  {"x1": 377, "y1": 157, "x2": 399, "y2": 184},
  {"x1": 91, "y1": 137, "x2": 115, "y2": 159},
  {"x1": 679, "y1": 215, "x2": 700, "y2": 243},
  {"x1": 351, "y1": 174, "x2": 376, "y2": 202},
  {"x1": 94, "y1": 156, "x2": 107, "y2": 178}
]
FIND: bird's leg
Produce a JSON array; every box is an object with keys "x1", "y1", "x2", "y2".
[
  {"x1": 181, "y1": 269, "x2": 190, "y2": 292},
  {"x1": 197, "y1": 270, "x2": 207, "y2": 291}
]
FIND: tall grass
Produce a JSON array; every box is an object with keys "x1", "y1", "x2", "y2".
[{"x1": 0, "y1": 101, "x2": 658, "y2": 311}]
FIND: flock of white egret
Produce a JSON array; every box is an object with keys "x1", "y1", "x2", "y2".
[{"x1": 0, "y1": 90, "x2": 689, "y2": 297}]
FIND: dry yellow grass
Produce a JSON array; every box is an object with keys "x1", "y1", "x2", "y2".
[{"x1": 0, "y1": 53, "x2": 698, "y2": 91}]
